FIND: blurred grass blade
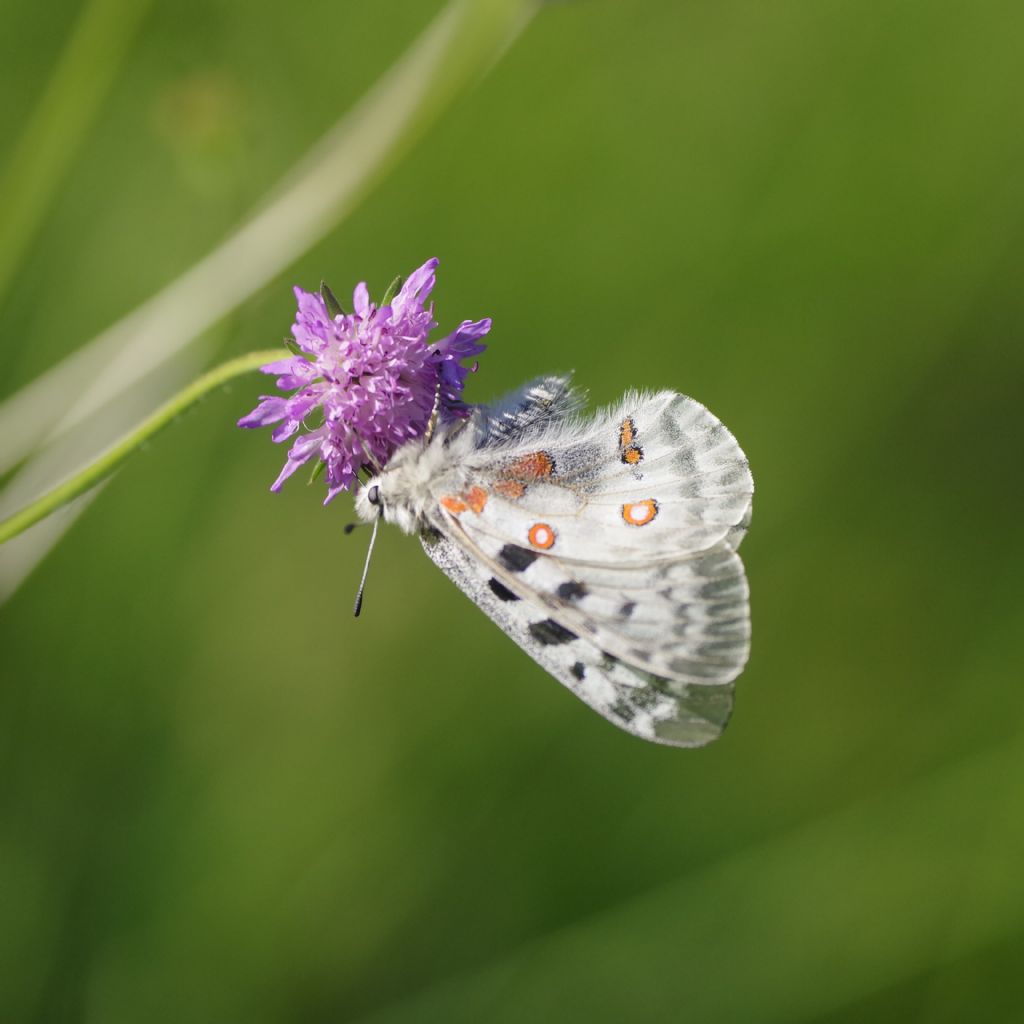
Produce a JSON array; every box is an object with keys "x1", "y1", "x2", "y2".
[
  {"x1": 0, "y1": 0, "x2": 153, "y2": 307},
  {"x1": 0, "y1": 0, "x2": 537, "y2": 600}
]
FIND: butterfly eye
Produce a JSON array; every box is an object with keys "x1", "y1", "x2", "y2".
[{"x1": 368, "y1": 484, "x2": 381, "y2": 506}]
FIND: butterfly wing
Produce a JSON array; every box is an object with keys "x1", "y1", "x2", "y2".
[
  {"x1": 421, "y1": 384, "x2": 752, "y2": 746},
  {"x1": 469, "y1": 386, "x2": 754, "y2": 555},
  {"x1": 474, "y1": 374, "x2": 584, "y2": 444},
  {"x1": 420, "y1": 528, "x2": 735, "y2": 747}
]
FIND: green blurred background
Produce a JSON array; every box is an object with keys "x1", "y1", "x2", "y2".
[{"x1": 3, "y1": 0, "x2": 1024, "y2": 1020}]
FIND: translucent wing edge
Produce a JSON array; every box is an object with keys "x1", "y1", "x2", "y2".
[{"x1": 477, "y1": 375, "x2": 585, "y2": 447}]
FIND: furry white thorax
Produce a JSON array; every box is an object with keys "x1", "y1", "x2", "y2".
[{"x1": 353, "y1": 416, "x2": 478, "y2": 534}]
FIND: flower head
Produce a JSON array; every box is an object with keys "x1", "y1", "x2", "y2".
[{"x1": 238, "y1": 258, "x2": 490, "y2": 502}]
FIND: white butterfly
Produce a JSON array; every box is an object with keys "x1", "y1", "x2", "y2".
[{"x1": 353, "y1": 376, "x2": 753, "y2": 747}]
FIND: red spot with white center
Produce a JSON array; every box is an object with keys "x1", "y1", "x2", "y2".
[
  {"x1": 528, "y1": 522, "x2": 556, "y2": 549},
  {"x1": 622, "y1": 499, "x2": 658, "y2": 526}
]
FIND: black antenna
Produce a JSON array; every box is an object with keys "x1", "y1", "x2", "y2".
[{"x1": 352, "y1": 516, "x2": 380, "y2": 617}]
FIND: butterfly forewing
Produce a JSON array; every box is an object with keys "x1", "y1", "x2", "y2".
[{"x1": 462, "y1": 388, "x2": 754, "y2": 559}]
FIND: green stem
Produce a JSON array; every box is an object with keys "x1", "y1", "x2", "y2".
[{"x1": 0, "y1": 350, "x2": 283, "y2": 545}]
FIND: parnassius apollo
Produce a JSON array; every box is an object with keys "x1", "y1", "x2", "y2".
[{"x1": 354, "y1": 375, "x2": 753, "y2": 747}]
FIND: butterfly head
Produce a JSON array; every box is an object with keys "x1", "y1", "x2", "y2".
[
  {"x1": 353, "y1": 433, "x2": 455, "y2": 534},
  {"x1": 353, "y1": 470, "x2": 421, "y2": 534},
  {"x1": 354, "y1": 478, "x2": 384, "y2": 522}
]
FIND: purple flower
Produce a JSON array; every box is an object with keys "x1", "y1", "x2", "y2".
[{"x1": 239, "y1": 258, "x2": 490, "y2": 503}]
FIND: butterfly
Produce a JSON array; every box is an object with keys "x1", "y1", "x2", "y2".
[{"x1": 353, "y1": 376, "x2": 753, "y2": 747}]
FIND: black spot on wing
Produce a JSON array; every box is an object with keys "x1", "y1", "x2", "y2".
[
  {"x1": 619, "y1": 601, "x2": 636, "y2": 618},
  {"x1": 570, "y1": 662, "x2": 586, "y2": 680},
  {"x1": 529, "y1": 619, "x2": 577, "y2": 646},
  {"x1": 499, "y1": 544, "x2": 538, "y2": 572},
  {"x1": 556, "y1": 581, "x2": 588, "y2": 601},
  {"x1": 488, "y1": 578, "x2": 520, "y2": 602}
]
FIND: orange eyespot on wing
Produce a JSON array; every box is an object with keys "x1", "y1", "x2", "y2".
[
  {"x1": 621, "y1": 445, "x2": 643, "y2": 465},
  {"x1": 528, "y1": 522, "x2": 556, "y2": 549},
  {"x1": 622, "y1": 499, "x2": 659, "y2": 526}
]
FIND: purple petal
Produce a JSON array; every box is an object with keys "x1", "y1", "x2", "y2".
[
  {"x1": 392, "y1": 258, "x2": 439, "y2": 318},
  {"x1": 291, "y1": 287, "x2": 332, "y2": 353},
  {"x1": 259, "y1": 355, "x2": 317, "y2": 390},
  {"x1": 436, "y1": 317, "x2": 490, "y2": 359},
  {"x1": 270, "y1": 457, "x2": 308, "y2": 491},
  {"x1": 267, "y1": 391, "x2": 323, "y2": 442},
  {"x1": 293, "y1": 286, "x2": 327, "y2": 319},
  {"x1": 260, "y1": 356, "x2": 311, "y2": 375},
  {"x1": 237, "y1": 396, "x2": 288, "y2": 428},
  {"x1": 269, "y1": 431, "x2": 324, "y2": 491},
  {"x1": 353, "y1": 281, "x2": 371, "y2": 317},
  {"x1": 291, "y1": 431, "x2": 326, "y2": 459},
  {"x1": 270, "y1": 420, "x2": 300, "y2": 443}
]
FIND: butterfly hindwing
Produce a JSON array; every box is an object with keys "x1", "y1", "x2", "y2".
[
  {"x1": 444, "y1": 518, "x2": 749, "y2": 687},
  {"x1": 420, "y1": 529, "x2": 734, "y2": 747}
]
